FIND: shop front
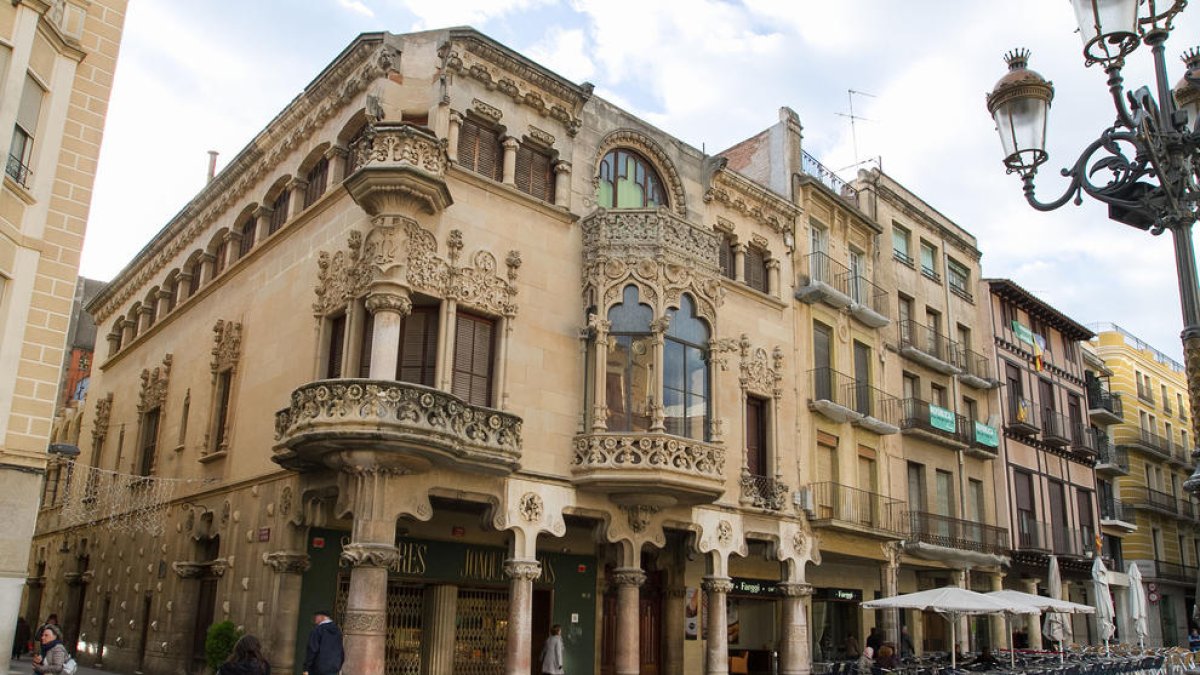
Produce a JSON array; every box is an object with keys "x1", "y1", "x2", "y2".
[
  {"x1": 725, "y1": 577, "x2": 780, "y2": 674},
  {"x1": 810, "y1": 587, "x2": 862, "y2": 662},
  {"x1": 298, "y1": 528, "x2": 597, "y2": 674}
]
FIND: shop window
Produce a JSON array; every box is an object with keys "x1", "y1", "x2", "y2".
[
  {"x1": 514, "y1": 142, "x2": 554, "y2": 202},
  {"x1": 598, "y1": 148, "x2": 666, "y2": 208},
  {"x1": 606, "y1": 286, "x2": 654, "y2": 432},
  {"x1": 664, "y1": 295, "x2": 710, "y2": 440},
  {"x1": 745, "y1": 246, "x2": 768, "y2": 293},
  {"x1": 268, "y1": 189, "x2": 290, "y2": 234},
  {"x1": 457, "y1": 117, "x2": 503, "y2": 181},
  {"x1": 452, "y1": 311, "x2": 496, "y2": 407},
  {"x1": 137, "y1": 408, "x2": 161, "y2": 476},
  {"x1": 304, "y1": 156, "x2": 329, "y2": 208},
  {"x1": 398, "y1": 306, "x2": 439, "y2": 386}
]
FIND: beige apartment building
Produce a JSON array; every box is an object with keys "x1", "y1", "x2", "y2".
[{"x1": 0, "y1": 0, "x2": 126, "y2": 670}]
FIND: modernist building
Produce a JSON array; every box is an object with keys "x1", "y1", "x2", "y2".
[
  {"x1": 0, "y1": 0, "x2": 126, "y2": 670},
  {"x1": 1092, "y1": 324, "x2": 1198, "y2": 648},
  {"x1": 984, "y1": 279, "x2": 1102, "y2": 647}
]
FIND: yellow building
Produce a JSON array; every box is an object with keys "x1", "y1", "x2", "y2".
[
  {"x1": 0, "y1": 0, "x2": 126, "y2": 669},
  {"x1": 1093, "y1": 324, "x2": 1198, "y2": 648}
]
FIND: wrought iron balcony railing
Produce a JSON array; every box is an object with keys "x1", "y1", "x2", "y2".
[
  {"x1": 1015, "y1": 516, "x2": 1051, "y2": 552},
  {"x1": 805, "y1": 481, "x2": 906, "y2": 537},
  {"x1": 6, "y1": 153, "x2": 31, "y2": 188},
  {"x1": 1041, "y1": 409, "x2": 1071, "y2": 446},
  {"x1": 1151, "y1": 560, "x2": 1197, "y2": 583},
  {"x1": 1100, "y1": 496, "x2": 1131, "y2": 523},
  {"x1": 1128, "y1": 485, "x2": 1180, "y2": 517},
  {"x1": 900, "y1": 397, "x2": 969, "y2": 447},
  {"x1": 1086, "y1": 384, "x2": 1124, "y2": 423},
  {"x1": 955, "y1": 347, "x2": 998, "y2": 389},
  {"x1": 1070, "y1": 424, "x2": 1100, "y2": 455},
  {"x1": 1006, "y1": 395, "x2": 1040, "y2": 434},
  {"x1": 898, "y1": 320, "x2": 960, "y2": 374},
  {"x1": 844, "y1": 273, "x2": 890, "y2": 327},
  {"x1": 801, "y1": 149, "x2": 859, "y2": 207},
  {"x1": 906, "y1": 510, "x2": 1008, "y2": 555},
  {"x1": 1114, "y1": 427, "x2": 1173, "y2": 459},
  {"x1": 1095, "y1": 437, "x2": 1130, "y2": 474}
]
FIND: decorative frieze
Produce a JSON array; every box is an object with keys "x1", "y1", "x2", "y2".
[
  {"x1": 91, "y1": 392, "x2": 113, "y2": 444},
  {"x1": 703, "y1": 166, "x2": 801, "y2": 235},
  {"x1": 341, "y1": 610, "x2": 387, "y2": 633},
  {"x1": 340, "y1": 543, "x2": 401, "y2": 569},
  {"x1": 137, "y1": 354, "x2": 172, "y2": 413},
  {"x1": 503, "y1": 559, "x2": 542, "y2": 581}
]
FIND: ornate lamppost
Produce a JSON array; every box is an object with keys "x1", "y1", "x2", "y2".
[{"x1": 986, "y1": 2, "x2": 1200, "y2": 485}]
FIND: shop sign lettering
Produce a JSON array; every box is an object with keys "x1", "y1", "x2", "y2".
[
  {"x1": 395, "y1": 541, "x2": 428, "y2": 575},
  {"x1": 973, "y1": 421, "x2": 999, "y2": 448},
  {"x1": 729, "y1": 578, "x2": 778, "y2": 597},
  {"x1": 929, "y1": 404, "x2": 957, "y2": 433}
]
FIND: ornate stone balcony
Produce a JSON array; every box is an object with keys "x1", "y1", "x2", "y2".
[
  {"x1": 581, "y1": 208, "x2": 721, "y2": 272},
  {"x1": 345, "y1": 122, "x2": 453, "y2": 215},
  {"x1": 571, "y1": 432, "x2": 726, "y2": 506},
  {"x1": 273, "y1": 379, "x2": 522, "y2": 474}
]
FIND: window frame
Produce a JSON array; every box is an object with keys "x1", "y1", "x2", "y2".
[
  {"x1": 457, "y1": 116, "x2": 504, "y2": 181},
  {"x1": 598, "y1": 148, "x2": 667, "y2": 209},
  {"x1": 451, "y1": 310, "x2": 497, "y2": 408},
  {"x1": 919, "y1": 240, "x2": 940, "y2": 282},
  {"x1": 892, "y1": 223, "x2": 913, "y2": 265}
]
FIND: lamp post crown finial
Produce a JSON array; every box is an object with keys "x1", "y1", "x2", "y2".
[
  {"x1": 1004, "y1": 48, "x2": 1032, "y2": 70},
  {"x1": 1183, "y1": 47, "x2": 1200, "y2": 69}
]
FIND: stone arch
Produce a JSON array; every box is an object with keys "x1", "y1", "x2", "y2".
[
  {"x1": 263, "y1": 174, "x2": 293, "y2": 205},
  {"x1": 336, "y1": 109, "x2": 371, "y2": 146},
  {"x1": 296, "y1": 142, "x2": 332, "y2": 175},
  {"x1": 204, "y1": 227, "x2": 229, "y2": 255},
  {"x1": 594, "y1": 128, "x2": 686, "y2": 217}
]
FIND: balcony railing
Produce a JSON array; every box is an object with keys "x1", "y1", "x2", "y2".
[
  {"x1": 1015, "y1": 516, "x2": 1051, "y2": 552},
  {"x1": 809, "y1": 368, "x2": 901, "y2": 433},
  {"x1": 955, "y1": 347, "x2": 998, "y2": 389},
  {"x1": 906, "y1": 511, "x2": 1008, "y2": 555},
  {"x1": 1070, "y1": 424, "x2": 1100, "y2": 455},
  {"x1": 1151, "y1": 560, "x2": 1197, "y2": 583},
  {"x1": 801, "y1": 150, "x2": 859, "y2": 207},
  {"x1": 898, "y1": 320, "x2": 960, "y2": 374},
  {"x1": 1114, "y1": 427, "x2": 1172, "y2": 459},
  {"x1": 6, "y1": 153, "x2": 31, "y2": 188},
  {"x1": 844, "y1": 273, "x2": 890, "y2": 327},
  {"x1": 1085, "y1": 379, "x2": 1124, "y2": 423},
  {"x1": 1005, "y1": 395, "x2": 1040, "y2": 434},
  {"x1": 1129, "y1": 486, "x2": 1180, "y2": 517},
  {"x1": 967, "y1": 419, "x2": 1002, "y2": 457},
  {"x1": 806, "y1": 481, "x2": 906, "y2": 537},
  {"x1": 900, "y1": 397, "x2": 969, "y2": 447},
  {"x1": 1095, "y1": 437, "x2": 1129, "y2": 474},
  {"x1": 1100, "y1": 496, "x2": 1131, "y2": 524},
  {"x1": 852, "y1": 382, "x2": 903, "y2": 434},
  {"x1": 1041, "y1": 410, "x2": 1071, "y2": 446},
  {"x1": 796, "y1": 252, "x2": 854, "y2": 309}
]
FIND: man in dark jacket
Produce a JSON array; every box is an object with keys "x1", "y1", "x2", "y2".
[{"x1": 303, "y1": 610, "x2": 344, "y2": 675}]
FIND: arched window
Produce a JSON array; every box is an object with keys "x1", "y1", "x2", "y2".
[
  {"x1": 605, "y1": 286, "x2": 654, "y2": 432},
  {"x1": 664, "y1": 294, "x2": 709, "y2": 440},
  {"x1": 598, "y1": 149, "x2": 666, "y2": 209}
]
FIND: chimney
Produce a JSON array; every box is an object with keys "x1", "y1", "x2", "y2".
[{"x1": 207, "y1": 150, "x2": 219, "y2": 183}]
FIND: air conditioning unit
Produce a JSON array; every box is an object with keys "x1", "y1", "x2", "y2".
[{"x1": 793, "y1": 487, "x2": 815, "y2": 517}]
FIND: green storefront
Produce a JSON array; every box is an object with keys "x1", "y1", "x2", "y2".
[{"x1": 296, "y1": 529, "x2": 597, "y2": 674}]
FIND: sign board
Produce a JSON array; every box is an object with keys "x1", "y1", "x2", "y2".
[
  {"x1": 929, "y1": 404, "x2": 957, "y2": 433},
  {"x1": 813, "y1": 587, "x2": 862, "y2": 602},
  {"x1": 728, "y1": 577, "x2": 779, "y2": 597},
  {"x1": 973, "y1": 422, "x2": 1000, "y2": 448}
]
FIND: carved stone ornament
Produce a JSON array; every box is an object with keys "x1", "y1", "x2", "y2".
[
  {"x1": 91, "y1": 392, "x2": 114, "y2": 444},
  {"x1": 340, "y1": 542, "x2": 401, "y2": 569},
  {"x1": 620, "y1": 504, "x2": 661, "y2": 534},
  {"x1": 702, "y1": 576, "x2": 734, "y2": 594},
  {"x1": 365, "y1": 292, "x2": 412, "y2": 316},
  {"x1": 518, "y1": 492, "x2": 543, "y2": 523},
  {"x1": 528, "y1": 125, "x2": 555, "y2": 146},
  {"x1": 776, "y1": 582, "x2": 813, "y2": 598},
  {"x1": 279, "y1": 487, "x2": 293, "y2": 518},
  {"x1": 739, "y1": 334, "x2": 784, "y2": 397},
  {"x1": 171, "y1": 561, "x2": 208, "y2": 579},
  {"x1": 211, "y1": 320, "x2": 243, "y2": 375},
  {"x1": 739, "y1": 471, "x2": 791, "y2": 511},
  {"x1": 573, "y1": 434, "x2": 725, "y2": 480},
  {"x1": 503, "y1": 559, "x2": 542, "y2": 581},
  {"x1": 716, "y1": 520, "x2": 734, "y2": 546},
  {"x1": 341, "y1": 610, "x2": 387, "y2": 634},
  {"x1": 703, "y1": 167, "x2": 800, "y2": 235},
  {"x1": 220, "y1": 500, "x2": 231, "y2": 525},
  {"x1": 137, "y1": 354, "x2": 172, "y2": 413},
  {"x1": 263, "y1": 551, "x2": 311, "y2": 574},
  {"x1": 611, "y1": 567, "x2": 647, "y2": 587},
  {"x1": 93, "y1": 36, "x2": 402, "y2": 325},
  {"x1": 471, "y1": 98, "x2": 502, "y2": 121}
]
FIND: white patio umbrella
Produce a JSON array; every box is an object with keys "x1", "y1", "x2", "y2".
[
  {"x1": 1127, "y1": 562, "x2": 1149, "y2": 648},
  {"x1": 1043, "y1": 555, "x2": 1072, "y2": 658},
  {"x1": 985, "y1": 589, "x2": 1095, "y2": 668},
  {"x1": 1092, "y1": 556, "x2": 1116, "y2": 654},
  {"x1": 862, "y1": 586, "x2": 1037, "y2": 669}
]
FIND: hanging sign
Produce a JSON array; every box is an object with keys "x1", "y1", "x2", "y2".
[
  {"x1": 973, "y1": 422, "x2": 1000, "y2": 448},
  {"x1": 929, "y1": 404, "x2": 957, "y2": 433}
]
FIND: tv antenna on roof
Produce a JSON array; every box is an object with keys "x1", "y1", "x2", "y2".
[{"x1": 835, "y1": 89, "x2": 875, "y2": 168}]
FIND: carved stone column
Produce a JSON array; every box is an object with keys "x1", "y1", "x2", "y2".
[
  {"x1": 156, "y1": 287, "x2": 173, "y2": 317},
  {"x1": 502, "y1": 137, "x2": 520, "y2": 185},
  {"x1": 254, "y1": 205, "x2": 273, "y2": 243},
  {"x1": 553, "y1": 160, "x2": 571, "y2": 209},
  {"x1": 326, "y1": 144, "x2": 350, "y2": 183},
  {"x1": 138, "y1": 304, "x2": 155, "y2": 334},
  {"x1": 264, "y1": 551, "x2": 310, "y2": 675},
  {"x1": 664, "y1": 586, "x2": 686, "y2": 675},
  {"x1": 365, "y1": 291, "x2": 412, "y2": 380},
  {"x1": 199, "y1": 251, "x2": 216, "y2": 285},
  {"x1": 778, "y1": 582, "x2": 813, "y2": 675},
  {"x1": 649, "y1": 317, "x2": 670, "y2": 432},
  {"x1": 767, "y1": 258, "x2": 781, "y2": 298},
  {"x1": 1021, "y1": 578, "x2": 1042, "y2": 650},
  {"x1": 436, "y1": 299, "x2": 458, "y2": 391},
  {"x1": 990, "y1": 572, "x2": 1006, "y2": 649},
  {"x1": 733, "y1": 244, "x2": 746, "y2": 283},
  {"x1": 704, "y1": 576, "x2": 732, "y2": 675},
  {"x1": 176, "y1": 271, "x2": 194, "y2": 303},
  {"x1": 880, "y1": 543, "x2": 901, "y2": 644},
  {"x1": 447, "y1": 111, "x2": 463, "y2": 161},
  {"x1": 613, "y1": 567, "x2": 646, "y2": 675},
  {"x1": 289, "y1": 177, "x2": 309, "y2": 215},
  {"x1": 421, "y1": 584, "x2": 457, "y2": 675},
  {"x1": 120, "y1": 317, "x2": 135, "y2": 346},
  {"x1": 504, "y1": 559, "x2": 541, "y2": 675},
  {"x1": 106, "y1": 330, "x2": 121, "y2": 357},
  {"x1": 341, "y1": 543, "x2": 397, "y2": 675},
  {"x1": 590, "y1": 317, "x2": 610, "y2": 432}
]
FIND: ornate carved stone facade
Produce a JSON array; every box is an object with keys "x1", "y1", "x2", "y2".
[{"x1": 137, "y1": 354, "x2": 172, "y2": 413}]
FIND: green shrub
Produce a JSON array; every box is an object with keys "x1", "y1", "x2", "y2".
[{"x1": 204, "y1": 620, "x2": 242, "y2": 671}]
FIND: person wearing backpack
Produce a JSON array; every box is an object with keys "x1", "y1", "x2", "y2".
[{"x1": 31, "y1": 623, "x2": 74, "y2": 674}]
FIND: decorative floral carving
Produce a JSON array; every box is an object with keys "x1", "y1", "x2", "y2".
[
  {"x1": 274, "y1": 380, "x2": 523, "y2": 469},
  {"x1": 471, "y1": 98, "x2": 502, "y2": 121},
  {"x1": 341, "y1": 611, "x2": 387, "y2": 634},
  {"x1": 340, "y1": 543, "x2": 401, "y2": 569},
  {"x1": 739, "y1": 334, "x2": 784, "y2": 398},
  {"x1": 350, "y1": 123, "x2": 447, "y2": 176},
  {"x1": 620, "y1": 504, "x2": 660, "y2": 533},
  {"x1": 572, "y1": 433, "x2": 725, "y2": 479},
  {"x1": 211, "y1": 320, "x2": 243, "y2": 375},
  {"x1": 776, "y1": 582, "x2": 813, "y2": 597},
  {"x1": 220, "y1": 500, "x2": 231, "y2": 525},
  {"x1": 503, "y1": 559, "x2": 542, "y2": 581},
  {"x1": 611, "y1": 567, "x2": 647, "y2": 587},
  {"x1": 703, "y1": 167, "x2": 800, "y2": 235},
  {"x1": 365, "y1": 293, "x2": 412, "y2": 316},
  {"x1": 313, "y1": 231, "x2": 373, "y2": 315},
  {"x1": 138, "y1": 354, "x2": 172, "y2": 413},
  {"x1": 739, "y1": 472, "x2": 791, "y2": 511},
  {"x1": 716, "y1": 520, "x2": 733, "y2": 546},
  {"x1": 91, "y1": 392, "x2": 114, "y2": 444},
  {"x1": 263, "y1": 551, "x2": 311, "y2": 574},
  {"x1": 279, "y1": 487, "x2": 293, "y2": 518},
  {"x1": 702, "y1": 577, "x2": 734, "y2": 594},
  {"x1": 518, "y1": 493, "x2": 543, "y2": 523},
  {"x1": 528, "y1": 125, "x2": 555, "y2": 146}
]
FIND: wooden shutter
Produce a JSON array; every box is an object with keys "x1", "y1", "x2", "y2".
[
  {"x1": 1014, "y1": 471, "x2": 1033, "y2": 511},
  {"x1": 457, "y1": 118, "x2": 503, "y2": 181},
  {"x1": 515, "y1": 143, "x2": 554, "y2": 202},
  {"x1": 452, "y1": 312, "x2": 495, "y2": 407},
  {"x1": 397, "y1": 307, "x2": 438, "y2": 386},
  {"x1": 238, "y1": 217, "x2": 256, "y2": 258},
  {"x1": 139, "y1": 409, "x2": 160, "y2": 476},
  {"x1": 745, "y1": 247, "x2": 767, "y2": 292},
  {"x1": 304, "y1": 157, "x2": 329, "y2": 208},
  {"x1": 358, "y1": 311, "x2": 374, "y2": 378},
  {"x1": 213, "y1": 371, "x2": 232, "y2": 451},
  {"x1": 746, "y1": 397, "x2": 767, "y2": 476},
  {"x1": 327, "y1": 314, "x2": 347, "y2": 378}
]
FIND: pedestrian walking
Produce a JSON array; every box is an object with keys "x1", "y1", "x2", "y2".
[
  {"x1": 539, "y1": 624, "x2": 565, "y2": 675},
  {"x1": 216, "y1": 634, "x2": 271, "y2": 675},
  {"x1": 302, "y1": 610, "x2": 344, "y2": 675},
  {"x1": 31, "y1": 624, "x2": 69, "y2": 674},
  {"x1": 36, "y1": 616, "x2": 59, "y2": 658}
]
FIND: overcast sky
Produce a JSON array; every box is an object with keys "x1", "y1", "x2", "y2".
[{"x1": 81, "y1": 1, "x2": 1200, "y2": 360}]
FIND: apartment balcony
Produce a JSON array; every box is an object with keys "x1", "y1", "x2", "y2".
[
  {"x1": 1114, "y1": 427, "x2": 1173, "y2": 460},
  {"x1": 900, "y1": 398, "x2": 969, "y2": 449},
  {"x1": 739, "y1": 472, "x2": 790, "y2": 511},
  {"x1": 1148, "y1": 560, "x2": 1198, "y2": 585},
  {"x1": 898, "y1": 320, "x2": 961, "y2": 375},
  {"x1": 1168, "y1": 443, "x2": 1194, "y2": 469},
  {"x1": 344, "y1": 122, "x2": 453, "y2": 215},
  {"x1": 1099, "y1": 497, "x2": 1137, "y2": 531},
  {"x1": 955, "y1": 347, "x2": 1000, "y2": 390},
  {"x1": 572, "y1": 431, "x2": 726, "y2": 506},
  {"x1": 581, "y1": 208, "x2": 720, "y2": 271},
  {"x1": 1005, "y1": 395, "x2": 1040, "y2": 436},
  {"x1": 906, "y1": 511, "x2": 1009, "y2": 556},
  {"x1": 965, "y1": 419, "x2": 1002, "y2": 459},
  {"x1": 1041, "y1": 410, "x2": 1072, "y2": 447},
  {"x1": 273, "y1": 379, "x2": 522, "y2": 474},
  {"x1": 1050, "y1": 526, "x2": 1096, "y2": 557},
  {"x1": 6, "y1": 153, "x2": 32, "y2": 189},
  {"x1": 1127, "y1": 485, "x2": 1180, "y2": 518},
  {"x1": 847, "y1": 274, "x2": 891, "y2": 328},
  {"x1": 808, "y1": 369, "x2": 900, "y2": 434},
  {"x1": 850, "y1": 383, "x2": 902, "y2": 435},
  {"x1": 1095, "y1": 438, "x2": 1130, "y2": 475},
  {"x1": 795, "y1": 252, "x2": 854, "y2": 309},
  {"x1": 801, "y1": 481, "x2": 906, "y2": 539},
  {"x1": 1070, "y1": 424, "x2": 1100, "y2": 456},
  {"x1": 1086, "y1": 387, "x2": 1124, "y2": 425},
  {"x1": 1014, "y1": 518, "x2": 1052, "y2": 553}
]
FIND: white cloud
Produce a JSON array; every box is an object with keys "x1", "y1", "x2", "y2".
[
  {"x1": 395, "y1": 0, "x2": 554, "y2": 29},
  {"x1": 337, "y1": 0, "x2": 375, "y2": 18},
  {"x1": 526, "y1": 27, "x2": 594, "y2": 82}
]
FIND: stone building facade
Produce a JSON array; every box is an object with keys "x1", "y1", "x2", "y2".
[{"x1": 0, "y1": 0, "x2": 126, "y2": 670}]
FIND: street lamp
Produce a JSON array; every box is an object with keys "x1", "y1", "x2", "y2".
[{"x1": 986, "y1": 2, "x2": 1200, "y2": 486}]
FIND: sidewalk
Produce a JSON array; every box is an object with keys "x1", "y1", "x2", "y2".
[{"x1": 8, "y1": 656, "x2": 118, "y2": 675}]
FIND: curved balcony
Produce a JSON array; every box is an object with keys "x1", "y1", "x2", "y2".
[
  {"x1": 273, "y1": 379, "x2": 522, "y2": 474},
  {"x1": 572, "y1": 432, "x2": 726, "y2": 506},
  {"x1": 344, "y1": 122, "x2": 453, "y2": 215}
]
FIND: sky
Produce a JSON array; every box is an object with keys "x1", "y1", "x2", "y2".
[{"x1": 81, "y1": 1, "x2": 1200, "y2": 360}]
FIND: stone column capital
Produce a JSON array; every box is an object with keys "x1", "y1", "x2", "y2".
[
  {"x1": 553, "y1": 160, "x2": 572, "y2": 174},
  {"x1": 449, "y1": 110, "x2": 464, "y2": 124},
  {"x1": 777, "y1": 582, "x2": 813, "y2": 597},
  {"x1": 502, "y1": 136, "x2": 521, "y2": 150},
  {"x1": 365, "y1": 292, "x2": 412, "y2": 317},
  {"x1": 340, "y1": 542, "x2": 401, "y2": 569},
  {"x1": 263, "y1": 550, "x2": 311, "y2": 574},
  {"x1": 155, "y1": 288, "x2": 173, "y2": 300},
  {"x1": 254, "y1": 205, "x2": 273, "y2": 218},
  {"x1": 702, "y1": 576, "x2": 734, "y2": 594},
  {"x1": 326, "y1": 144, "x2": 350, "y2": 160},
  {"x1": 288, "y1": 177, "x2": 310, "y2": 191},
  {"x1": 503, "y1": 558, "x2": 542, "y2": 581},
  {"x1": 611, "y1": 567, "x2": 646, "y2": 588},
  {"x1": 172, "y1": 561, "x2": 208, "y2": 579}
]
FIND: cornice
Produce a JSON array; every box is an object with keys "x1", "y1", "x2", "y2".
[
  {"x1": 872, "y1": 181, "x2": 980, "y2": 259},
  {"x1": 704, "y1": 167, "x2": 800, "y2": 235},
  {"x1": 444, "y1": 29, "x2": 593, "y2": 114}
]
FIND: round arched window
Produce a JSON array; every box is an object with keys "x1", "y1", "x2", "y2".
[{"x1": 598, "y1": 149, "x2": 667, "y2": 208}]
